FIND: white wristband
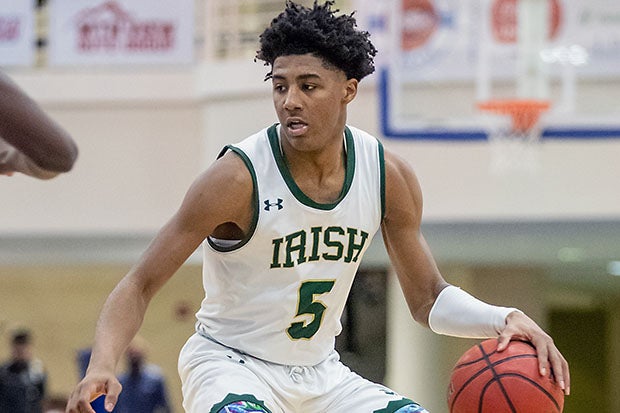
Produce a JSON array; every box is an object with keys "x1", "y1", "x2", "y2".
[{"x1": 428, "y1": 285, "x2": 521, "y2": 338}]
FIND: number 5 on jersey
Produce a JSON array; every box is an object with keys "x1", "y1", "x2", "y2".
[{"x1": 287, "y1": 280, "x2": 335, "y2": 340}]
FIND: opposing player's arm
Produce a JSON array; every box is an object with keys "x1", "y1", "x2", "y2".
[
  {"x1": 66, "y1": 151, "x2": 253, "y2": 413},
  {"x1": 380, "y1": 149, "x2": 448, "y2": 326},
  {"x1": 0, "y1": 71, "x2": 78, "y2": 177}
]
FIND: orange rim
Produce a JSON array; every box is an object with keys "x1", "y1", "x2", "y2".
[{"x1": 477, "y1": 99, "x2": 551, "y2": 133}]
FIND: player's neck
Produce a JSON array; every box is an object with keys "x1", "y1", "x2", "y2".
[{"x1": 281, "y1": 134, "x2": 347, "y2": 204}]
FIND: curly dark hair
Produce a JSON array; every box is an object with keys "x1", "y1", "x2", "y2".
[{"x1": 255, "y1": 1, "x2": 377, "y2": 81}]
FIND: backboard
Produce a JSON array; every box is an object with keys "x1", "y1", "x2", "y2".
[{"x1": 368, "y1": 0, "x2": 620, "y2": 141}]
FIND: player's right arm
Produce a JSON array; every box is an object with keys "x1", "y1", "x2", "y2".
[
  {"x1": 0, "y1": 71, "x2": 78, "y2": 178},
  {"x1": 65, "y1": 151, "x2": 254, "y2": 413}
]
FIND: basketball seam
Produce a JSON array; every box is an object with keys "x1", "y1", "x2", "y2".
[
  {"x1": 450, "y1": 346, "x2": 537, "y2": 411},
  {"x1": 478, "y1": 343, "x2": 517, "y2": 413},
  {"x1": 449, "y1": 341, "x2": 561, "y2": 413},
  {"x1": 493, "y1": 373, "x2": 562, "y2": 412},
  {"x1": 455, "y1": 353, "x2": 537, "y2": 370}
]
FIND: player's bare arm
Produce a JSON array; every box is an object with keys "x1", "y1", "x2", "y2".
[
  {"x1": 66, "y1": 151, "x2": 254, "y2": 413},
  {"x1": 0, "y1": 71, "x2": 78, "y2": 175},
  {"x1": 380, "y1": 149, "x2": 570, "y2": 395},
  {"x1": 380, "y1": 149, "x2": 449, "y2": 325}
]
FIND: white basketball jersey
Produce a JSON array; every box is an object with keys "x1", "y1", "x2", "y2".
[{"x1": 195, "y1": 124, "x2": 385, "y2": 366}]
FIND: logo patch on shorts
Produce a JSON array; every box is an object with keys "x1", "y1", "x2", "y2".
[
  {"x1": 211, "y1": 393, "x2": 272, "y2": 413},
  {"x1": 217, "y1": 400, "x2": 265, "y2": 413}
]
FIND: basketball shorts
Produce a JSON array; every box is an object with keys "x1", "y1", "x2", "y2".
[{"x1": 178, "y1": 332, "x2": 429, "y2": 413}]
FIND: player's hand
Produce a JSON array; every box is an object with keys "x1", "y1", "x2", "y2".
[
  {"x1": 65, "y1": 372, "x2": 122, "y2": 413},
  {"x1": 497, "y1": 311, "x2": 570, "y2": 396}
]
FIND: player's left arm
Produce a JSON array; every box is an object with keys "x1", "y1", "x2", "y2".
[
  {"x1": 0, "y1": 71, "x2": 78, "y2": 178},
  {"x1": 380, "y1": 149, "x2": 569, "y2": 395},
  {"x1": 380, "y1": 149, "x2": 449, "y2": 325}
]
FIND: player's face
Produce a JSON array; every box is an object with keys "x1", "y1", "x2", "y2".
[{"x1": 271, "y1": 53, "x2": 357, "y2": 153}]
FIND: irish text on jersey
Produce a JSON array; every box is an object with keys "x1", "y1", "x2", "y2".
[{"x1": 270, "y1": 226, "x2": 369, "y2": 268}]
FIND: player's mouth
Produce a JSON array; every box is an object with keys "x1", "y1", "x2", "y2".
[{"x1": 286, "y1": 119, "x2": 308, "y2": 136}]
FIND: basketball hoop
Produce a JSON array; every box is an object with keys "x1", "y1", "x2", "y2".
[{"x1": 477, "y1": 99, "x2": 551, "y2": 175}]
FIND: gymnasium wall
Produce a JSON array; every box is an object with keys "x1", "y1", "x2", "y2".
[{"x1": 2, "y1": 62, "x2": 620, "y2": 235}]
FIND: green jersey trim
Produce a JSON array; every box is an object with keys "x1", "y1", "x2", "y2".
[
  {"x1": 378, "y1": 139, "x2": 386, "y2": 220},
  {"x1": 373, "y1": 398, "x2": 418, "y2": 413},
  {"x1": 206, "y1": 145, "x2": 259, "y2": 252},
  {"x1": 266, "y1": 124, "x2": 356, "y2": 211}
]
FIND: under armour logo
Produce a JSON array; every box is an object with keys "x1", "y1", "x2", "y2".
[{"x1": 264, "y1": 198, "x2": 284, "y2": 211}]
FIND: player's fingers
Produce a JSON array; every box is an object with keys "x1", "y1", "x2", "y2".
[
  {"x1": 103, "y1": 380, "x2": 122, "y2": 412},
  {"x1": 534, "y1": 340, "x2": 550, "y2": 378},
  {"x1": 549, "y1": 348, "x2": 570, "y2": 395},
  {"x1": 78, "y1": 399, "x2": 97, "y2": 413},
  {"x1": 495, "y1": 333, "x2": 511, "y2": 351},
  {"x1": 66, "y1": 381, "x2": 104, "y2": 413},
  {"x1": 65, "y1": 394, "x2": 96, "y2": 413},
  {"x1": 563, "y1": 359, "x2": 571, "y2": 395}
]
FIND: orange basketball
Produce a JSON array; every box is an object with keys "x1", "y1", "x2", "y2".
[{"x1": 448, "y1": 339, "x2": 564, "y2": 413}]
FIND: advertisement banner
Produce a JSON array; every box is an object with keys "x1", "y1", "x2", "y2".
[
  {"x1": 0, "y1": 1, "x2": 35, "y2": 67},
  {"x1": 383, "y1": 0, "x2": 620, "y2": 82},
  {"x1": 388, "y1": 0, "x2": 480, "y2": 82},
  {"x1": 549, "y1": 0, "x2": 620, "y2": 78},
  {"x1": 48, "y1": 0, "x2": 194, "y2": 66}
]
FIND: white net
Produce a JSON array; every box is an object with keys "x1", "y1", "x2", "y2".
[{"x1": 478, "y1": 99, "x2": 550, "y2": 175}]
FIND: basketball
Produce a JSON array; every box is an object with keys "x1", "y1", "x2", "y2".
[{"x1": 447, "y1": 339, "x2": 564, "y2": 413}]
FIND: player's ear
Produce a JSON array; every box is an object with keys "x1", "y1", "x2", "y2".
[{"x1": 343, "y1": 78, "x2": 358, "y2": 104}]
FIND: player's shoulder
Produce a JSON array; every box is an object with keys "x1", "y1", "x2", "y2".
[
  {"x1": 205, "y1": 150, "x2": 253, "y2": 192},
  {"x1": 187, "y1": 130, "x2": 264, "y2": 209},
  {"x1": 382, "y1": 146, "x2": 416, "y2": 178},
  {"x1": 227, "y1": 125, "x2": 273, "y2": 153},
  {"x1": 381, "y1": 146, "x2": 423, "y2": 211},
  {"x1": 211, "y1": 125, "x2": 272, "y2": 174},
  {"x1": 345, "y1": 124, "x2": 380, "y2": 143}
]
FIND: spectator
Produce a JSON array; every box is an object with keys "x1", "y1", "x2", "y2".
[
  {"x1": 0, "y1": 328, "x2": 47, "y2": 413},
  {"x1": 114, "y1": 337, "x2": 170, "y2": 413}
]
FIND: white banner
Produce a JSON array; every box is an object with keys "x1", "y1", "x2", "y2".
[
  {"x1": 386, "y1": 0, "x2": 480, "y2": 82},
  {"x1": 549, "y1": 0, "x2": 620, "y2": 77},
  {"x1": 0, "y1": 1, "x2": 35, "y2": 67},
  {"x1": 48, "y1": 0, "x2": 194, "y2": 66},
  {"x1": 382, "y1": 0, "x2": 620, "y2": 82}
]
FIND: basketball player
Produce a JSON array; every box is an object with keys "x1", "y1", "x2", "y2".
[
  {"x1": 66, "y1": 2, "x2": 569, "y2": 412},
  {"x1": 0, "y1": 70, "x2": 78, "y2": 179}
]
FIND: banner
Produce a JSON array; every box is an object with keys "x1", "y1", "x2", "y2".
[
  {"x1": 548, "y1": 0, "x2": 620, "y2": 78},
  {"x1": 48, "y1": 0, "x2": 194, "y2": 66},
  {"x1": 0, "y1": 1, "x2": 35, "y2": 67},
  {"x1": 381, "y1": 0, "x2": 620, "y2": 82}
]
